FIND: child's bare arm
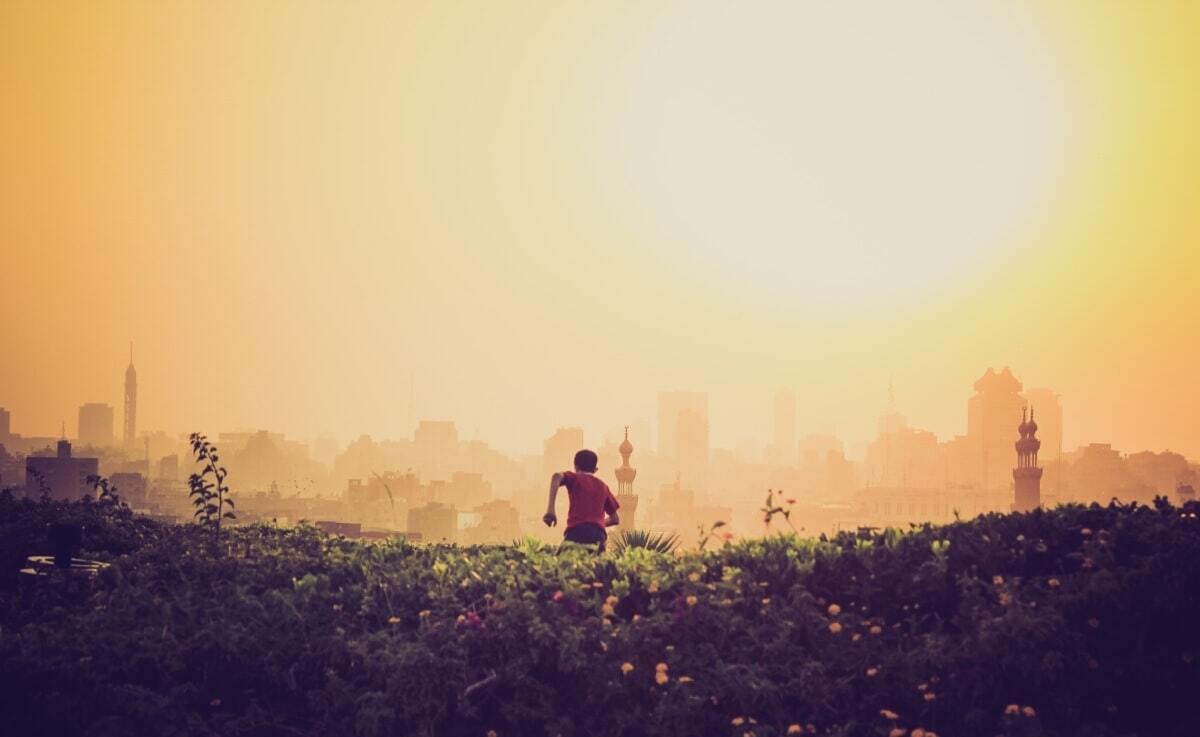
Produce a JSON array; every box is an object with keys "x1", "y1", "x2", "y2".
[{"x1": 544, "y1": 472, "x2": 564, "y2": 526}]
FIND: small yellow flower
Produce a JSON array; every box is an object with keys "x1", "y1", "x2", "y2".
[
  {"x1": 888, "y1": 728, "x2": 906, "y2": 737},
  {"x1": 1081, "y1": 527, "x2": 1093, "y2": 536},
  {"x1": 688, "y1": 572, "x2": 701, "y2": 582},
  {"x1": 911, "y1": 729, "x2": 927, "y2": 737},
  {"x1": 648, "y1": 580, "x2": 660, "y2": 593},
  {"x1": 852, "y1": 633, "x2": 862, "y2": 642},
  {"x1": 880, "y1": 709, "x2": 899, "y2": 720},
  {"x1": 1022, "y1": 706, "x2": 1037, "y2": 717},
  {"x1": 787, "y1": 726, "x2": 803, "y2": 735},
  {"x1": 454, "y1": 615, "x2": 465, "y2": 625},
  {"x1": 827, "y1": 603, "x2": 841, "y2": 615},
  {"x1": 870, "y1": 625, "x2": 883, "y2": 635},
  {"x1": 1048, "y1": 578, "x2": 1060, "y2": 588},
  {"x1": 678, "y1": 675, "x2": 694, "y2": 683},
  {"x1": 762, "y1": 597, "x2": 771, "y2": 605},
  {"x1": 1004, "y1": 704, "x2": 1020, "y2": 715},
  {"x1": 656, "y1": 662, "x2": 669, "y2": 672},
  {"x1": 828, "y1": 622, "x2": 843, "y2": 634},
  {"x1": 686, "y1": 595, "x2": 699, "y2": 607},
  {"x1": 418, "y1": 609, "x2": 431, "y2": 618},
  {"x1": 655, "y1": 671, "x2": 669, "y2": 685},
  {"x1": 389, "y1": 616, "x2": 402, "y2": 625},
  {"x1": 731, "y1": 717, "x2": 745, "y2": 726},
  {"x1": 620, "y1": 662, "x2": 634, "y2": 675},
  {"x1": 917, "y1": 683, "x2": 928, "y2": 691},
  {"x1": 924, "y1": 692, "x2": 937, "y2": 702},
  {"x1": 605, "y1": 595, "x2": 619, "y2": 607}
]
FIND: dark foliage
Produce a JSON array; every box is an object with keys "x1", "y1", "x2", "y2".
[{"x1": 1, "y1": 496, "x2": 1198, "y2": 737}]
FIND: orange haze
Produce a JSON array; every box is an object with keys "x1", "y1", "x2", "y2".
[{"x1": 1, "y1": 1, "x2": 1198, "y2": 458}]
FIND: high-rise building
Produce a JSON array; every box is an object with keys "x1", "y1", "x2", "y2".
[
  {"x1": 967, "y1": 367, "x2": 1026, "y2": 489},
  {"x1": 0, "y1": 407, "x2": 10, "y2": 440},
  {"x1": 614, "y1": 427, "x2": 639, "y2": 530},
  {"x1": 773, "y1": 388, "x2": 797, "y2": 465},
  {"x1": 657, "y1": 391, "x2": 708, "y2": 460},
  {"x1": 1013, "y1": 407, "x2": 1043, "y2": 512},
  {"x1": 676, "y1": 408, "x2": 709, "y2": 470},
  {"x1": 78, "y1": 403, "x2": 115, "y2": 447},
  {"x1": 25, "y1": 438, "x2": 99, "y2": 500},
  {"x1": 123, "y1": 344, "x2": 137, "y2": 447},
  {"x1": 543, "y1": 426, "x2": 585, "y2": 477}
]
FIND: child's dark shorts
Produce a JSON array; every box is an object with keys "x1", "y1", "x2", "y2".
[{"x1": 563, "y1": 523, "x2": 607, "y2": 552}]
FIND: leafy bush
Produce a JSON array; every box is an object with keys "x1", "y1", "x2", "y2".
[{"x1": 1, "y1": 498, "x2": 1198, "y2": 737}]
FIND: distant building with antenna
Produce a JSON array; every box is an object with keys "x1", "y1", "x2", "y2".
[
  {"x1": 124, "y1": 343, "x2": 137, "y2": 447},
  {"x1": 25, "y1": 432, "x2": 98, "y2": 500}
]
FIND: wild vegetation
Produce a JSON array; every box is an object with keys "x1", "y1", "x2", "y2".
[{"x1": 1, "y1": 489, "x2": 1198, "y2": 737}]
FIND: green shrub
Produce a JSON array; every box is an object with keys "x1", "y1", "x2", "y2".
[{"x1": 1, "y1": 498, "x2": 1197, "y2": 737}]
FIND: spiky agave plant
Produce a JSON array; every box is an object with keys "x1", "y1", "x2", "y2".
[{"x1": 610, "y1": 529, "x2": 680, "y2": 555}]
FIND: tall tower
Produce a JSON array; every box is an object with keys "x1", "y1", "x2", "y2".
[
  {"x1": 123, "y1": 343, "x2": 137, "y2": 447},
  {"x1": 1013, "y1": 406, "x2": 1043, "y2": 512},
  {"x1": 614, "y1": 427, "x2": 639, "y2": 530}
]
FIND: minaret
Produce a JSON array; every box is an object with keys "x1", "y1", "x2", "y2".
[
  {"x1": 1012, "y1": 406, "x2": 1043, "y2": 512},
  {"x1": 614, "y1": 426, "x2": 639, "y2": 530},
  {"x1": 123, "y1": 343, "x2": 137, "y2": 447}
]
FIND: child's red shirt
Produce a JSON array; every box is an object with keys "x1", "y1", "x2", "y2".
[{"x1": 561, "y1": 471, "x2": 619, "y2": 530}]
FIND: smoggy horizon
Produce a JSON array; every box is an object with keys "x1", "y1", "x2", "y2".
[{"x1": 3, "y1": 2, "x2": 1199, "y2": 460}]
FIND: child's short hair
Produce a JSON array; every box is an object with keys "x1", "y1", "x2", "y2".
[{"x1": 573, "y1": 449, "x2": 598, "y2": 473}]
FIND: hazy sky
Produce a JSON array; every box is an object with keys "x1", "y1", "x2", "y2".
[{"x1": 2, "y1": 1, "x2": 1198, "y2": 458}]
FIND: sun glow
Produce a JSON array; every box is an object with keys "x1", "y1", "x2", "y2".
[{"x1": 604, "y1": 2, "x2": 1076, "y2": 308}]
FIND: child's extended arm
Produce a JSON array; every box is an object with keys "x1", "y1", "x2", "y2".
[
  {"x1": 604, "y1": 491, "x2": 620, "y2": 527},
  {"x1": 544, "y1": 472, "x2": 564, "y2": 526}
]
